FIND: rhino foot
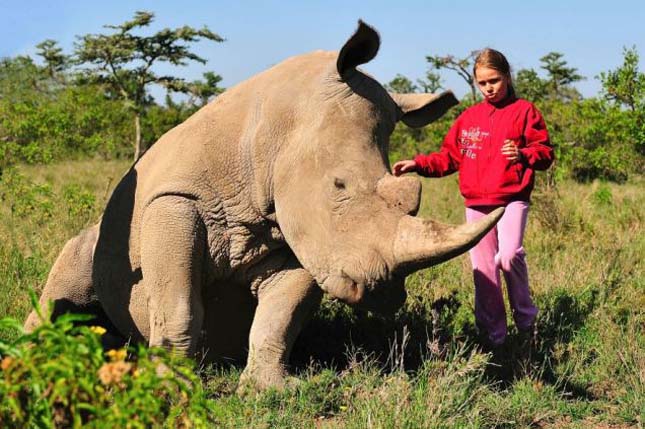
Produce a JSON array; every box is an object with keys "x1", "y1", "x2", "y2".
[{"x1": 236, "y1": 366, "x2": 301, "y2": 395}]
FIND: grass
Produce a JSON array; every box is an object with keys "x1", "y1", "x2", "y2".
[{"x1": 1, "y1": 159, "x2": 643, "y2": 428}]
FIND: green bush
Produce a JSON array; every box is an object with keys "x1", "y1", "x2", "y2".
[
  {"x1": 0, "y1": 85, "x2": 133, "y2": 167},
  {"x1": 0, "y1": 294, "x2": 215, "y2": 428},
  {"x1": 141, "y1": 102, "x2": 197, "y2": 150},
  {"x1": 0, "y1": 168, "x2": 54, "y2": 223},
  {"x1": 546, "y1": 99, "x2": 635, "y2": 183},
  {"x1": 62, "y1": 183, "x2": 96, "y2": 220}
]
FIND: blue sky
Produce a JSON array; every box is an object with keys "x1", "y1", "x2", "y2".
[{"x1": 1, "y1": 0, "x2": 643, "y2": 99}]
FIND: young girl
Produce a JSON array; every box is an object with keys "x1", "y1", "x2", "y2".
[{"x1": 393, "y1": 48, "x2": 554, "y2": 347}]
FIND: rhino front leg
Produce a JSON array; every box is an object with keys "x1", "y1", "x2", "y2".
[
  {"x1": 140, "y1": 196, "x2": 207, "y2": 355},
  {"x1": 239, "y1": 268, "x2": 322, "y2": 392}
]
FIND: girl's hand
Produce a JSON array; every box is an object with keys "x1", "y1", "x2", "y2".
[
  {"x1": 392, "y1": 160, "x2": 417, "y2": 176},
  {"x1": 501, "y1": 139, "x2": 523, "y2": 163}
]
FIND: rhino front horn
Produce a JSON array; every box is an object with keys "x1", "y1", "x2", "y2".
[{"x1": 392, "y1": 207, "x2": 504, "y2": 275}]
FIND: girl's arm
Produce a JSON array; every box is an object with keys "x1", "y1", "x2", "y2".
[
  {"x1": 519, "y1": 104, "x2": 554, "y2": 171},
  {"x1": 413, "y1": 118, "x2": 462, "y2": 177}
]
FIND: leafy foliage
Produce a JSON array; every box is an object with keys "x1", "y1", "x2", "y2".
[
  {"x1": 537, "y1": 98, "x2": 634, "y2": 182},
  {"x1": 385, "y1": 74, "x2": 418, "y2": 93},
  {"x1": 74, "y1": 10, "x2": 225, "y2": 158},
  {"x1": 0, "y1": 23, "x2": 642, "y2": 186},
  {"x1": 598, "y1": 46, "x2": 645, "y2": 158},
  {"x1": 599, "y1": 46, "x2": 645, "y2": 112},
  {"x1": 391, "y1": 48, "x2": 644, "y2": 183},
  {"x1": 36, "y1": 39, "x2": 70, "y2": 79},
  {"x1": 540, "y1": 52, "x2": 584, "y2": 101},
  {"x1": 514, "y1": 68, "x2": 548, "y2": 102},
  {"x1": 1, "y1": 168, "x2": 55, "y2": 223},
  {"x1": 0, "y1": 56, "x2": 132, "y2": 167},
  {"x1": 187, "y1": 71, "x2": 225, "y2": 106},
  {"x1": 0, "y1": 294, "x2": 215, "y2": 428},
  {"x1": 426, "y1": 51, "x2": 479, "y2": 102}
]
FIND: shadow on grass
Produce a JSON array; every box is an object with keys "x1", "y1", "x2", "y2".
[
  {"x1": 292, "y1": 286, "x2": 599, "y2": 399},
  {"x1": 481, "y1": 287, "x2": 599, "y2": 399}
]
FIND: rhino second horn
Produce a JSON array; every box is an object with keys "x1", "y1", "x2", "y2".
[{"x1": 392, "y1": 207, "x2": 504, "y2": 275}]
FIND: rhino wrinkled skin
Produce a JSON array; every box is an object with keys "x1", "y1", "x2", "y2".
[{"x1": 25, "y1": 22, "x2": 503, "y2": 391}]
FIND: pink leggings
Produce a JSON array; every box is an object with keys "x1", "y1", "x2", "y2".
[{"x1": 466, "y1": 201, "x2": 538, "y2": 345}]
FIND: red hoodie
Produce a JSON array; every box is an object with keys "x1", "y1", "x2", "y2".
[{"x1": 413, "y1": 97, "x2": 553, "y2": 207}]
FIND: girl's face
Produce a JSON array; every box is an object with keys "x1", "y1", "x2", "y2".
[{"x1": 475, "y1": 66, "x2": 510, "y2": 103}]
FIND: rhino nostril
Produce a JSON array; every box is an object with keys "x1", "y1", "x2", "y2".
[
  {"x1": 334, "y1": 178, "x2": 346, "y2": 189},
  {"x1": 321, "y1": 273, "x2": 364, "y2": 304}
]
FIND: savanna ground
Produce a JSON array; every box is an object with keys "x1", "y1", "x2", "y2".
[{"x1": 1, "y1": 159, "x2": 643, "y2": 428}]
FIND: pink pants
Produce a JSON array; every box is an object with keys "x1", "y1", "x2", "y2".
[{"x1": 466, "y1": 200, "x2": 538, "y2": 345}]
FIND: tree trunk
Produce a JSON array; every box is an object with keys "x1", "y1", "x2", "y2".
[
  {"x1": 133, "y1": 113, "x2": 143, "y2": 160},
  {"x1": 467, "y1": 76, "x2": 478, "y2": 102}
]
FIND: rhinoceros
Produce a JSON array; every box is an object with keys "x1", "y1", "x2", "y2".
[{"x1": 25, "y1": 21, "x2": 503, "y2": 390}]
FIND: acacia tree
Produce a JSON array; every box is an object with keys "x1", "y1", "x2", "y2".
[
  {"x1": 514, "y1": 68, "x2": 548, "y2": 102},
  {"x1": 599, "y1": 46, "x2": 645, "y2": 113},
  {"x1": 599, "y1": 46, "x2": 645, "y2": 155},
  {"x1": 75, "y1": 11, "x2": 224, "y2": 159},
  {"x1": 540, "y1": 52, "x2": 583, "y2": 101},
  {"x1": 426, "y1": 51, "x2": 479, "y2": 101},
  {"x1": 417, "y1": 70, "x2": 443, "y2": 94},
  {"x1": 35, "y1": 39, "x2": 70, "y2": 81},
  {"x1": 385, "y1": 74, "x2": 418, "y2": 93},
  {"x1": 187, "y1": 71, "x2": 224, "y2": 107},
  {"x1": 385, "y1": 71, "x2": 442, "y2": 95}
]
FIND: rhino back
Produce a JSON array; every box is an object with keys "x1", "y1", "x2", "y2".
[{"x1": 92, "y1": 51, "x2": 338, "y2": 337}]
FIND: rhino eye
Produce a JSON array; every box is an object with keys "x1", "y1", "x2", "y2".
[{"x1": 334, "y1": 178, "x2": 346, "y2": 189}]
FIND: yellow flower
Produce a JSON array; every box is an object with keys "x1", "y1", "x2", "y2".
[
  {"x1": 106, "y1": 348, "x2": 127, "y2": 362},
  {"x1": 1, "y1": 357, "x2": 14, "y2": 371},
  {"x1": 89, "y1": 326, "x2": 107, "y2": 336},
  {"x1": 98, "y1": 361, "x2": 132, "y2": 386}
]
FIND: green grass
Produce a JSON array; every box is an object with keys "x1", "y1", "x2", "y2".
[{"x1": 1, "y1": 159, "x2": 643, "y2": 427}]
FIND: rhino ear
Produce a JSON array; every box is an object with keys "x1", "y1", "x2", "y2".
[
  {"x1": 391, "y1": 91, "x2": 459, "y2": 128},
  {"x1": 337, "y1": 20, "x2": 380, "y2": 78}
]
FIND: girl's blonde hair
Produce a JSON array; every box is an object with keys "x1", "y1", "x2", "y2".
[
  {"x1": 473, "y1": 48, "x2": 515, "y2": 97},
  {"x1": 473, "y1": 48, "x2": 511, "y2": 77}
]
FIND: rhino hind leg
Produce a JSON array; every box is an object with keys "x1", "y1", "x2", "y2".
[
  {"x1": 139, "y1": 195, "x2": 207, "y2": 356},
  {"x1": 238, "y1": 267, "x2": 322, "y2": 393},
  {"x1": 24, "y1": 225, "x2": 120, "y2": 344}
]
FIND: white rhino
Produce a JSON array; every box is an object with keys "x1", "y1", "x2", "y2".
[{"x1": 26, "y1": 21, "x2": 503, "y2": 390}]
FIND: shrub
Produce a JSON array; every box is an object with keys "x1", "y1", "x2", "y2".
[
  {"x1": 0, "y1": 294, "x2": 215, "y2": 428},
  {"x1": 62, "y1": 183, "x2": 96, "y2": 220},
  {"x1": 0, "y1": 168, "x2": 54, "y2": 224}
]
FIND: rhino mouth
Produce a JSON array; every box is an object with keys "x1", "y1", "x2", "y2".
[
  {"x1": 358, "y1": 275, "x2": 407, "y2": 314},
  {"x1": 320, "y1": 273, "x2": 406, "y2": 315}
]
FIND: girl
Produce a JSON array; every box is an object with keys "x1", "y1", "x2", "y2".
[{"x1": 393, "y1": 48, "x2": 554, "y2": 347}]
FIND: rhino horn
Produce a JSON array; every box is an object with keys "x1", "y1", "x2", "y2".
[
  {"x1": 392, "y1": 207, "x2": 504, "y2": 275},
  {"x1": 337, "y1": 20, "x2": 380, "y2": 77}
]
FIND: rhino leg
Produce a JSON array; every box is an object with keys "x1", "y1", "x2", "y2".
[
  {"x1": 238, "y1": 268, "x2": 322, "y2": 393},
  {"x1": 24, "y1": 225, "x2": 102, "y2": 331},
  {"x1": 140, "y1": 195, "x2": 207, "y2": 355}
]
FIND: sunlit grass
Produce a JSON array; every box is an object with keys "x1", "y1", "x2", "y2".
[{"x1": 1, "y1": 160, "x2": 643, "y2": 427}]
